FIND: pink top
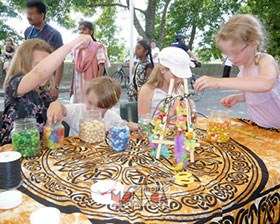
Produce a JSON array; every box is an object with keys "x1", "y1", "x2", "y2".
[{"x1": 238, "y1": 67, "x2": 280, "y2": 128}]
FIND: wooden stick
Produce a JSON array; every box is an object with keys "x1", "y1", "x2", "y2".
[
  {"x1": 156, "y1": 79, "x2": 175, "y2": 159},
  {"x1": 183, "y1": 79, "x2": 192, "y2": 131},
  {"x1": 152, "y1": 139, "x2": 174, "y2": 145}
]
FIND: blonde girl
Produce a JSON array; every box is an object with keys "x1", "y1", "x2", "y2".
[
  {"x1": 47, "y1": 76, "x2": 137, "y2": 136},
  {"x1": 0, "y1": 35, "x2": 93, "y2": 145},
  {"x1": 194, "y1": 14, "x2": 280, "y2": 128},
  {"x1": 138, "y1": 47, "x2": 193, "y2": 117}
]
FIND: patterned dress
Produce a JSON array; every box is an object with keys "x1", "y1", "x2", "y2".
[
  {"x1": 127, "y1": 61, "x2": 153, "y2": 101},
  {"x1": 0, "y1": 75, "x2": 51, "y2": 145}
]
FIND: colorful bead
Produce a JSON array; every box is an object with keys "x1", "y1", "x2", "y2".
[
  {"x1": 43, "y1": 123, "x2": 64, "y2": 150},
  {"x1": 109, "y1": 126, "x2": 130, "y2": 151},
  {"x1": 12, "y1": 128, "x2": 40, "y2": 158},
  {"x1": 207, "y1": 120, "x2": 231, "y2": 143}
]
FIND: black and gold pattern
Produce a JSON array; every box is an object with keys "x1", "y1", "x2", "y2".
[{"x1": 19, "y1": 128, "x2": 279, "y2": 224}]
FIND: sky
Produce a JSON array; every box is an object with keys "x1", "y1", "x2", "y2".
[{"x1": 6, "y1": 1, "x2": 146, "y2": 48}]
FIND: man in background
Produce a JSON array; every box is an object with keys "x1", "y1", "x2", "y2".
[{"x1": 24, "y1": 0, "x2": 63, "y2": 101}]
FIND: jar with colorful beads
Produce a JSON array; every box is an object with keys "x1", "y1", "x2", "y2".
[
  {"x1": 207, "y1": 110, "x2": 231, "y2": 143},
  {"x1": 138, "y1": 113, "x2": 152, "y2": 140},
  {"x1": 79, "y1": 109, "x2": 106, "y2": 144},
  {"x1": 109, "y1": 121, "x2": 130, "y2": 152},
  {"x1": 11, "y1": 118, "x2": 40, "y2": 158},
  {"x1": 43, "y1": 122, "x2": 65, "y2": 149}
]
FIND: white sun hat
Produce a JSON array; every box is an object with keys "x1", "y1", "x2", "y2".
[{"x1": 158, "y1": 47, "x2": 192, "y2": 78}]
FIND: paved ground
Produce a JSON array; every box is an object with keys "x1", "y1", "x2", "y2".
[{"x1": 0, "y1": 86, "x2": 248, "y2": 119}]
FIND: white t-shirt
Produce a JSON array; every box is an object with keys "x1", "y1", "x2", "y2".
[
  {"x1": 64, "y1": 104, "x2": 123, "y2": 136},
  {"x1": 152, "y1": 47, "x2": 160, "y2": 63}
]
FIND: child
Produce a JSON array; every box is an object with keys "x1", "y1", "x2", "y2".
[
  {"x1": 194, "y1": 14, "x2": 280, "y2": 128},
  {"x1": 0, "y1": 35, "x2": 93, "y2": 145},
  {"x1": 70, "y1": 21, "x2": 110, "y2": 103},
  {"x1": 47, "y1": 77, "x2": 137, "y2": 136},
  {"x1": 138, "y1": 47, "x2": 194, "y2": 117},
  {"x1": 127, "y1": 40, "x2": 154, "y2": 101}
]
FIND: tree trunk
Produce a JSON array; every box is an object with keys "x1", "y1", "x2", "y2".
[
  {"x1": 188, "y1": 24, "x2": 196, "y2": 50},
  {"x1": 158, "y1": 0, "x2": 172, "y2": 48}
]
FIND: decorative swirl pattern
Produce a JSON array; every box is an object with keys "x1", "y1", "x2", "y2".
[{"x1": 20, "y1": 129, "x2": 270, "y2": 223}]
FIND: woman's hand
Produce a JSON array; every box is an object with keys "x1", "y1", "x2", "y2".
[
  {"x1": 72, "y1": 34, "x2": 93, "y2": 49},
  {"x1": 194, "y1": 76, "x2": 220, "y2": 92},
  {"x1": 47, "y1": 102, "x2": 66, "y2": 124}
]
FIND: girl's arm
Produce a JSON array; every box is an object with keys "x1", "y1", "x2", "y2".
[
  {"x1": 17, "y1": 35, "x2": 92, "y2": 96},
  {"x1": 138, "y1": 84, "x2": 154, "y2": 116},
  {"x1": 146, "y1": 67, "x2": 152, "y2": 77},
  {"x1": 195, "y1": 54, "x2": 278, "y2": 92}
]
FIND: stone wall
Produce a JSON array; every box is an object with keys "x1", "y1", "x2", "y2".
[{"x1": 0, "y1": 61, "x2": 240, "y2": 87}]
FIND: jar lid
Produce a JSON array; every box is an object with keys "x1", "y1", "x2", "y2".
[
  {"x1": 0, "y1": 151, "x2": 21, "y2": 163},
  {"x1": 0, "y1": 190, "x2": 23, "y2": 209}
]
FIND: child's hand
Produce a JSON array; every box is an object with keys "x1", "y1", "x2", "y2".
[
  {"x1": 194, "y1": 76, "x2": 220, "y2": 92},
  {"x1": 128, "y1": 122, "x2": 138, "y2": 131},
  {"x1": 220, "y1": 95, "x2": 238, "y2": 108},
  {"x1": 47, "y1": 102, "x2": 65, "y2": 124}
]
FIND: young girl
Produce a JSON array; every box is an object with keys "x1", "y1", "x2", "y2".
[
  {"x1": 194, "y1": 14, "x2": 280, "y2": 128},
  {"x1": 0, "y1": 35, "x2": 93, "y2": 145},
  {"x1": 70, "y1": 21, "x2": 110, "y2": 103},
  {"x1": 127, "y1": 40, "x2": 154, "y2": 101},
  {"x1": 138, "y1": 47, "x2": 193, "y2": 117},
  {"x1": 47, "y1": 77, "x2": 137, "y2": 135},
  {"x1": 3, "y1": 37, "x2": 16, "y2": 73}
]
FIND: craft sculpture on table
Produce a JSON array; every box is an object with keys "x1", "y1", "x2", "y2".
[{"x1": 149, "y1": 78, "x2": 200, "y2": 171}]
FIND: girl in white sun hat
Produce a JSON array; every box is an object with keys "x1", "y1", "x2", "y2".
[{"x1": 138, "y1": 47, "x2": 195, "y2": 117}]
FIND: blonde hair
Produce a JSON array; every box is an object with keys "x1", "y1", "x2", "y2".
[
  {"x1": 145, "y1": 65, "x2": 182, "y2": 92},
  {"x1": 216, "y1": 14, "x2": 267, "y2": 51},
  {"x1": 86, "y1": 76, "x2": 121, "y2": 109},
  {"x1": 3, "y1": 39, "x2": 53, "y2": 90}
]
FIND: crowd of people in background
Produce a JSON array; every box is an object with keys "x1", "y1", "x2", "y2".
[{"x1": 0, "y1": 0, "x2": 279, "y2": 145}]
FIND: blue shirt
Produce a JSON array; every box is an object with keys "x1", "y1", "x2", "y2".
[
  {"x1": 171, "y1": 41, "x2": 189, "y2": 53},
  {"x1": 24, "y1": 23, "x2": 63, "y2": 50}
]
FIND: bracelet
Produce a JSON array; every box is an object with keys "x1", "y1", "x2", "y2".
[{"x1": 55, "y1": 84, "x2": 59, "y2": 90}]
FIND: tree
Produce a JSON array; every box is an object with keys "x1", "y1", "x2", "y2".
[
  {"x1": 162, "y1": 0, "x2": 242, "y2": 61},
  {"x1": 240, "y1": 0, "x2": 280, "y2": 59},
  {"x1": 0, "y1": 1, "x2": 23, "y2": 47},
  {"x1": 94, "y1": 7, "x2": 126, "y2": 62}
]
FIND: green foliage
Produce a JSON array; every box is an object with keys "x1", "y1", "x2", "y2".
[
  {"x1": 0, "y1": 1, "x2": 23, "y2": 46},
  {"x1": 94, "y1": 7, "x2": 126, "y2": 62},
  {"x1": 239, "y1": 0, "x2": 280, "y2": 59},
  {"x1": 161, "y1": 0, "x2": 242, "y2": 61}
]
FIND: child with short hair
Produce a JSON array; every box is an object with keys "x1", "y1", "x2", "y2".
[
  {"x1": 194, "y1": 14, "x2": 280, "y2": 128},
  {"x1": 0, "y1": 35, "x2": 92, "y2": 145},
  {"x1": 47, "y1": 76, "x2": 137, "y2": 136}
]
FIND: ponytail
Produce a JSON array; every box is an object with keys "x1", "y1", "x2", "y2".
[{"x1": 138, "y1": 40, "x2": 154, "y2": 68}]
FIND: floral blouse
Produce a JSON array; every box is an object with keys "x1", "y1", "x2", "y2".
[
  {"x1": 0, "y1": 75, "x2": 51, "y2": 145},
  {"x1": 127, "y1": 61, "x2": 153, "y2": 101}
]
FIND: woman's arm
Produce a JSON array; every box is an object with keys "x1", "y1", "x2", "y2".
[
  {"x1": 195, "y1": 54, "x2": 278, "y2": 92},
  {"x1": 138, "y1": 85, "x2": 154, "y2": 116},
  {"x1": 17, "y1": 35, "x2": 92, "y2": 96}
]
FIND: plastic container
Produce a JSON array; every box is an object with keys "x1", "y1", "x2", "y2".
[
  {"x1": 138, "y1": 113, "x2": 152, "y2": 140},
  {"x1": 43, "y1": 122, "x2": 64, "y2": 149},
  {"x1": 207, "y1": 110, "x2": 231, "y2": 143},
  {"x1": 109, "y1": 121, "x2": 130, "y2": 151},
  {"x1": 11, "y1": 118, "x2": 40, "y2": 158},
  {"x1": 79, "y1": 110, "x2": 106, "y2": 144}
]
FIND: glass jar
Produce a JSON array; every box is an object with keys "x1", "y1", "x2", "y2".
[
  {"x1": 138, "y1": 113, "x2": 152, "y2": 140},
  {"x1": 43, "y1": 122, "x2": 65, "y2": 149},
  {"x1": 207, "y1": 110, "x2": 231, "y2": 143},
  {"x1": 79, "y1": 110, "x2": 106, "y2": 144},
  {"x1": 11, "y1": 118, "x2": 40, "y2": 158},
  {"x1": 109, "y1": 121, "x2": 130, "y2": 152}
]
